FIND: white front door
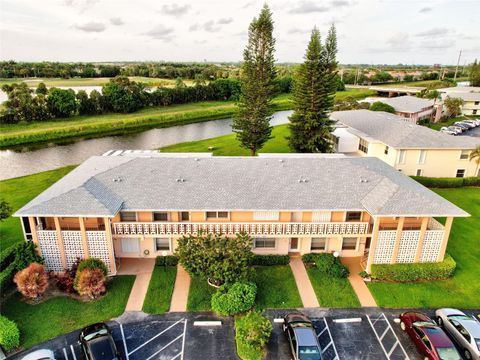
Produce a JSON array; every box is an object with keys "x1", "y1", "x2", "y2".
[{"x1": 289, "y1": 237, "x2": 299, "y2": 251}]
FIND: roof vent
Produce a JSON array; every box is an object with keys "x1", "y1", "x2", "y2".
[
  {"x1": 112, "y1": 177, "x2": 122, "y2": 182},
  {"x1": 194, "y1": 158, "x2": 199, "y2": 161},
  {"x1": 279, "y1": 159, "x2": 284, "y2": 163},
  {"x1": 359, "y1": 178, "x2": 369, "y2": 183},
  {"x1": 298, "y1": 178, "x2": 309, "y2": 183},
  {"x1": 176, "y1": 178, "x2": 186, "y2": 183}
]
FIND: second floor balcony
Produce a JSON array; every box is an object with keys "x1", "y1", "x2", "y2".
[{"x1": 112, "y1": 221, "x2": 371, "y2": 237}]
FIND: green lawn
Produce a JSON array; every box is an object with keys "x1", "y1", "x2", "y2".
[
  {"x1": 425, "y1": 115, "x2": 480, "y2": 131},
  {"x1": 253, "y1": 266, "x2": 303, "y2": 309},
  {"x1": 368, "y1": 187, "x2": 480, "y2": 308},
  {"x1": 187, "y1": 276, "x2": 216, "y2": 311},
  {"x1": 0, "y1": 166, "x2": 77, "y2": 251},
  {"x1": 306, "y1": 267, "x2": 361, "y2": 308},
  {"x1": 142, "y1": 266, "x2": 177, "y2": 314},
  {"x1": 1, "y1": 275, "x2": 135, "y2": 350}
]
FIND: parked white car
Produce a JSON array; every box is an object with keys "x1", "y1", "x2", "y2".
[
  {"x1": 435, "y1": 308, "x2": 480, "y2": 360},
  {"x1": 449, "y1": 125, "x2": 465, "y2": 133},
  {"x1": 441, "y1": 127, "x2": 457, "y2": 135},
  {"x1": 464, "y1": 119, "x2": 480, "y2": 127},
  {"x1": 21, "y1": 349, "x2": 56, "y2": 360}
]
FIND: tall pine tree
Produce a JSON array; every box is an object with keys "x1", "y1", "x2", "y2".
[
  {"x1": 232, "y1": 5, "x2": 276, "y2": 156},
  {"x1": 288, "y1": 25, "x2": 338, "y2": 153}
]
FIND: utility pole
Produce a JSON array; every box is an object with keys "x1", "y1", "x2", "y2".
[{"x1": 453, "y1": 50, "x2": 462, "y2": 81}]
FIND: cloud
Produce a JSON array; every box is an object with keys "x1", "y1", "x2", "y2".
[
  {"x1": 63, "y1": 0, "x2": 99, "y2": 13},
  {"x1": 288, "y1": 27, "x2": 307, "y2": 34},
  {"x1": 330, "y1": 0, "x2": 350, "y2": 6},
  {"x1": 415, "y1": 27, "x2": 449, "y2": 37},
  {"x1": 420, "y1": 40, "x2": 455, "y2": 50},
  {"x1": 218, "y1": 17, "x2": 233, "y2": 24},
  {"x1": 418, "y1": 7, "x2": 432, "y2": 13},
  {"x1": 74, "y1": 22, "x2": 105, "y2": 32},
  {"x1": 110, "y1": 17, "x2": 124, "y2": 26},
  {"x1": 161, "y1": 4, "x2": 190, "y2": 16},
  {"x1": 290, "y1": 1, "x2": 329, "y2": 13},
  {"x1": 242, "y1": 1, "x2": 256, "y2": 9},
  {"x1": 144, "y1": 24, "x2": 174, "y2": 40},
  {"x1": 203, "y1": 20, "x2": 220, "y2": 33}
]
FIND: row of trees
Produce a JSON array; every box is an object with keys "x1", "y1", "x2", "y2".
[
  {"x1": 0, "y1": 61, "x2": 236, "y2": 80},
  {"x1": 232, "y1": 5, "x2": 339, "y2": 155},
  {"x1": 342, "y1": 70, "x2": 464, "y2": 85}
]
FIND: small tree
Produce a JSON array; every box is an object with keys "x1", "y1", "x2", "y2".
[
  {"x1": 35, "y1": 82, "x2": 48, "y2": 96},
  {"x1": 235, "y1": 311, "x2": 272, "y2": 357},
  {"x1": 469, "y1": 59, "x2": 480, "y2": 87},
  {"x1": 211, "y1": 282, "x2": 257, "y2": 316},
  {"x1": 0, "y1": 315, "x2": 20, "y2": 352},
  {"x1": 75, "y1": 268, "x2": 106, "y2": 299},
  {"x1": 0, "y1": 199, "x2": 12, "y2": 221},
  {"x1": 175, "y1": 232, "x2": 253, "y2": 286},
  {"x1": 444, "y1": 97, "x2": 464, "y2": 118},
  {"x1": 13, "y1": 241, "x2": 44, "y2": 271},
  {"x1": 469, "y1": 145, "x2": 480, "y2": 177},
  {"x1": 369, "y1": 101, "x2": 396, "y2": 113},
  {"x1": 14, "y1": 263, "x2": 49, "y2": 300}
]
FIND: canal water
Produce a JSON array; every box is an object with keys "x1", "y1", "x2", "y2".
[{"x1": 0, "y1": 110, "x2": 293, "y2": 180}]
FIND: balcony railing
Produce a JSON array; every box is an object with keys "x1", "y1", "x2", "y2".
[{"x1": 112, "y1": 221, "x2": 371, "y2": 237}]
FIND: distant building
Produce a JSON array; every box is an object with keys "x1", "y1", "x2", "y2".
[
  {"x1": 437, "y1": 87, "x2": 480, "y2": 116},
  {"x1": 331, "y1": 110, "x2": 480, "y2": 177},
  {"x1": 365, "y1": 95, "x2": 437, "y2": 123}
]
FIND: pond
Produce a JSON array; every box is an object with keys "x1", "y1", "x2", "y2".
[{"x1": 0, "y1": 110, "x2": 293, "y2": 180}]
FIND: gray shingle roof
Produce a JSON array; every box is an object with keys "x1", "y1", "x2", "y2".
[
  {"x1": 331, "y1": 110, "x2": 480, "y2": 149},
  {"x1": 15, "y1": 153, "x2": 469, "y2": 218},
  {"x1": 442, "y1": 92, "x2": 480, "y2": 102},
  {"x1": 374, "y1": 96, "x2": 434, "y2": 113}
]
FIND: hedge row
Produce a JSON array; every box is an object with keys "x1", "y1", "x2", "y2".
[
  {"x1": 155, "y1": 255, "x2": 179, "y2": 267},
  {"x1": 371, "y1": 254, "x2": 456, "y2": 281},
  {"x1": 250, "y1": 255, "x2": 290, "y2": 266},
  {"x1": 411, "y1": 176, "x2": 480, "y2": 188},
  {"x1": 0, "y1": 243, "x2": 21, "y2": 271}
]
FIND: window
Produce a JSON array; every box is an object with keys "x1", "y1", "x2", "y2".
[
  {"x1": 153, "y1": 212, "x2": 168, "y2": 221},
  {"x1": 418, "y1": 150, "x2": 427, "y2": 164},
  {"x1": 474, "y1": 101, "x2": 479, "y2": 105},
  {"x1": 342, "y1": 237, "x2": 358, "y2": 250},
  {"x1": 180, "y1": 212, "x2": 190, "y2": 221},
  {"x1": 206, "y1": 211, "x2": 229, "y2": 219},
  {"x1": 312, "y1": 211, "x2": 331, "y2": 222},
  {"x1": 384, "y1": 146, "x2": 389, "y2": 155},
  {"x1": 416, "y1": 169, "x2": 423, "y2": 176},
  {"x1": 154, "y1": 238, "x2": 170, "y2": 251},
  {"x1": 358, "y1": 138, "x2": 369, "y2": 153},
  {"x1": 120, "y1": 212, "x2": 136, "y2": 222},
  {"x1": 346, "y1": 211, "x2": 361, "y2": 222},
  {"x1": 253, "y1": 211, "x2": 279, "y2": 221},
  {"x1": 121, "y1": 238, "x2": 139, "y2": 253},
  {"x1": 21, "y1": 217, "x2": 33, "y2": 241},
  {"x1": 459, "y1": 150, "x2": 469, "y2": 160},
  {"x1": 456, "y1": 169, "x2": 465, "y2": 178},
  {"x1": 398, "y1": 150, "x2": 406, "y2": 164},
  {"x1": 473, "y1": 109, "x2": 478, "y2": 115},
  {"x1": 311, "y1": 238, "x2": 327, "y2": 251},
  {"x1": 253, "y1": 238, "x2": 276, "y2": 249}
]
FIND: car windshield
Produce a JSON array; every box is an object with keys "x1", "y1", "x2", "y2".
[
  {"x1": 436, "y1": 347, "x2": 461, "y2": 360},
  {"x1": 413, "y1": 321, "x2": 435, "y2": 327},
  {"x1": 84, "y1": 328, "x2": 108, "y2": 341},
  {"x1": 448, "y1": 315, "x2": 471, "y2": 321},
  {"x1": 87, "y1": 337, "x2": 116, "y2": 359},
  {"x1": 299, "y1": 346, "x2": 322, "y2": 360}
]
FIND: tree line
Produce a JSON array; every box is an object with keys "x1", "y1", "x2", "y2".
[{"x1": 0, "y1": 75, "x2": 293, "y2": 124}]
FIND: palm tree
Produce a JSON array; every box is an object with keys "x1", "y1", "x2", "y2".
[{"x1": 469, "y1": 145, "x2": 480, "y2": 177}]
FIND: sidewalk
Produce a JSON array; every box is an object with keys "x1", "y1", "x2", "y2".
[
  {"x1": 289, "y1": 256, "x2": 320, "y2": 308},
  {"x1": 119, "y1": 258, "x2": 155, "y2": 312},
  {"x1": 341, "y1": 257, "x2": 378, "y2": 307},
  {"x1": 169, "y1": 264, "x2": 191, "y2": 312}
]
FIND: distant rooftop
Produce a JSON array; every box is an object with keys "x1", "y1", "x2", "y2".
[
  {"x1": 437, "y1": 86, "x2": 480, "y2": 94},
  {"x1": 15, "y1": 153, "x2": 469, "y2": 218},
  {"x1": 330, "y1": 110, "x2": 480, "y2": 149},
  {"x1": 373, "y1": 95, "x2": 434, "y2": 113},
  {"x1": 441, "y1": 92, "x2": 480, "y2": 102}
]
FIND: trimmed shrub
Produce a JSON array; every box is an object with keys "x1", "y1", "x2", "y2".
[
  {"x1": 371, "y1": 254, "x2": 456, "y2": 281},
  {"x1": 211, "y1": 282, "x2": 257, "y2": 316},
  {"x1": 12, "y1": 241, "x2": 43, "y2": 271},
  {"x1": 235, "y1": 311, "x2": 272, "y2": 360},
  {"x1": 155, "y1": 255, "x2": 179, "y2": 267},
  {"x1": 0, "y1": 243, "x2": 20, "y2": 271},
  {"x1": 0, "y1": 315, "x2": 20, "y2": 352},
  {"x1": 302, "y1": 253, "x2": 349, "y2": 278},
  {"x1": 0, "y1": 262, "x2": 16, "y2": 290},
  {"x1": 411, "y1": 176, "x2": 480, "y2": 188},
  {"x1": 13, "y1": 263, "x2": 49, "y2": 299},
  {"x1": 77, "y1": 258, "x2": 108, "y2": 276},
  {"x1": 75, "y1": 268, "x2": 106, "y2": 299},
  {"x1": 250, "y1": 255, "x2": 290, "y2": 266},
  {"x1": 301, "y1": 253, "x2": 317, "y2": 264}
]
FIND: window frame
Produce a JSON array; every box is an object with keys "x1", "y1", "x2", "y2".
[
  {"x1": 253, "y1": 238, "x2": 276, "y2": 249},
  {"x1": 154, "y1": 237, "x2": 171, "y2": 252},
  {"x1": 418, "y1": 150, "x2": 427, "y2": 164},
  {"x1": 384, "y1": 145, "x2": 389, "y2": 155},
  {"x1": 416, "y1": 169, "x2": 423, "y2": 176},
  {"x1": 311, "y1": 237, "x2": 327, "y2": 251},
  {"x1": 120, "y1": 211, "x2": 137, "y2": 222},
  {"x1": 398, "y1": 150, "x2": 406, "y2": 165},
  {"x1": 153, "y1": 212, "x2": 169, "y2": 221},
  {"x1": 206, "y1": 211, "x2": 230, "y2": 220},
  {"x1": 358, "y1": 138, "x2": 369, "y2": 153},
  {"x1": 456, "y1": 169, "x2": 466, "y2": 178},
  {"x1": 342, "y1": 237, "x2": 358, "y2": 251},
  {"x1": 180, "y1": 212, "x2": 190, "y2": 221},
  {"x1": 459, "y1": 150, "x2": 469, "y2": 160},
  {"x1": 345, "y1": 211, "x2": 362, "y2": 222},
  {"x1": 121, "y1": 237, "x2": 140, "y2": 253}
]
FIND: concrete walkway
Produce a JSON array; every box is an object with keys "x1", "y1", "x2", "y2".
[
  {"x1": 341, "y1": 257, "x2": 378, "y2": 307},
  {"x1": 289, "y1": 256, "x2": 320, "y2": 308},
  {"x1": 119, "y1": 258, "x2": 155, "y2": 312},
  {"x1": 169, "y1": 264, "x2": 191, "y2": 312}
]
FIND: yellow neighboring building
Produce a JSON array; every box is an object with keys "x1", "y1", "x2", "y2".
[
  {"x1": 15, "y1": 152, "x2": 468, "y2": 274},
  {"x1": 438, "y1": 86, "x2": 480, "y2": 116},
  {"x1": 331, "y1": 110, "x2": 480, "y2": 178}
]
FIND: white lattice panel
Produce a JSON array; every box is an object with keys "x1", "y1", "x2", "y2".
[
  {"x1": 86, "y1": 231, "x2": 111, "y2": 270},
  {"x1": 374, "y1": 231, "x2": 396, "y2": 264},
  {"x1": 61, "y1": 231, "x2": 84, "y2": 268},
  {"x1": 420, "y1": 230, "x2": 444, "y2": 262},
  {"x1": 37, "y1": 231, "x2": 63, "y2": 272},
  {"x1": 396, "y1": 231, "x2": 420, "y2": 263}
]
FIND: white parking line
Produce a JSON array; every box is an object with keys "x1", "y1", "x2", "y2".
[
  {"x1": 120, "y1": 323, "x2": 129, "y2": 360},
  {"x1": 366, "y1": 313, "x2": 410, "y2": 360},
  {"x1": 180, "y1": 319, "x2": 187, "y2": 360},
  {"x1": 70, "y1": 344, "x2": 77, "y2": 360},
  {"x1": 128, "y1": 318, "x2": 185, "y2": 356},
  {"x1": 144, "y1": 334, "x2": 183, "y2": 360},
  {"x1": 62, "y1": 347, "x2": 69, "y2": 360},
  {"x1": 320, "y1": 318, "x2": 340, "y2": 360}
]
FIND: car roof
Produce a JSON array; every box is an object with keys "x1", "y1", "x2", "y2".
[
  {"x1": 421, "y1": 326, "x2": 456, "y2": 347},
  {"x1": 454, "y1": 318, "x2": 480, "y2": 338},
  {"x1": 294, "y1": 328, "x2": 319, "y2": 347},
  {"x1": 87, "y1": 336, "x2": 116, "y2": 358}
]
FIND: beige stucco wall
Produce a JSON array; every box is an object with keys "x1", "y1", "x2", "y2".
[{"x1": 461, "y1": 100, "x2": 480, "y2": 115}]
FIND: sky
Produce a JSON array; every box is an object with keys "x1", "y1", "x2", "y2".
[{"x1": 0, "y1": 0, "x2": 479, "y2": 65}]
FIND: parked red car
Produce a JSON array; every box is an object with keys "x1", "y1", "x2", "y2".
[{"x1": 399, "y1": 312, "x2": 461, "y2": 360}]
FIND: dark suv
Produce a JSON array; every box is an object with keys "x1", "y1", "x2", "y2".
[
  {"x1": 79, "y1": 323, "x2": 121, "y2": 360},
  {"x1": 283, "y1": 313, "x2": 323, "y2": 360}
]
